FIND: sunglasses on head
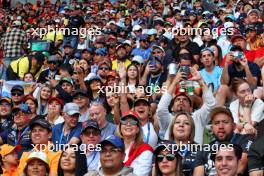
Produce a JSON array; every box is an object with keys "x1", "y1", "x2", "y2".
[
  {"x1": 120, "y1": 119, "x2": 138, "y2": 126},
  {"x1": 157, "y1": 153, "x2": 176, "y2": 162},
  {"x1": 11, "y1": 92, "x2": 23, "y2": 96}
]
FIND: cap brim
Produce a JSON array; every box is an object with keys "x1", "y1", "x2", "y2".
[
  {"x1": 135, "y1": 99, "x2": 150, "y2": 106},
  {"x1": 67, "y1": 110, "x2": 80, "y2": 116}
]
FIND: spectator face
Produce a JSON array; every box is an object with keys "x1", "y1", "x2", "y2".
[
  {"x1": 2, "y1": 151, "x2": 19, "y2": 166},
  {"x1": 117, "y1": 48, "x2": 127, "y2": 60},
  {"x1": 25, "y1": 99, "x2": 37, "y2": 115},
  {"x1": 0, "y1": 101, "x2": 11, "y2": 117},
  {"x1": 60, "y1": 147, "x2": 76, "y2": 172},
  {"x1": 173, "y1": 114, "x2": 192, "y2": 142},
  {"x1": 89, "y1": 104, "x2": 106, "y2": 127},
  {"x1": 135, "y1": 102, "x2": 150, "y2": 120},
  {"x1": 211, "y1": 113, "x2": 235, "y2": 141},
  {"x1": 232, "y1": 38, "x2": 246, "y2": 50},
  {"x1": 120, "y1": 117, "x2": 140, "y2": 138},
  {"x1": 246, "y1": 29, "x2": 257, "y2": 39},
  {"x1": 79, "y1": 59, "x2": 89, "y2": 72},
  {"x1": 13, "y1": 110, "x2": 31, "y2": 128},
  {"x1": 215, "y1": 148, "x2": 239, "y2": 176},
  {"x1": 201, "y1": 50, "x2": 214, "y2": 67},
  {"x1": 235, "y1": 82, "x2": 252, "y2": 104},
  {"x1": 73, "y1": 95, "x2": 89, "y2": 109},
  {"x1": 90, "y1": 80, "x2": 101, "y2": 91},
  {"x1": 81, "y1": 127, "x2": 101, "y2": 147},
  {"x1": 180, "y1": 59, "x2": 192, "y2": 67},
  {"x1": 63, "y1": 113, "x2": 79, "y2": 128},
  {"x1": 134, "y1": 29, "x2": 142, "y2": 37},
  {"x1": 172, "y1": 96, "x2": 192, "y2": 112},
  {"x1": 100, "y1": 144, "x2": 125, "y2": 171},
  {"x1": 48, "y1": 100, "x2": 62, "y2": 115},
  {"x1": 176, "y1": 32, "x2": 189, "y2": 43},
  {"x1": 98, "y1": 64, "x2": 110, "y2": 78},
  {"x1": 152, "y1": 48, "x2": 164, "y2": 58},
  {"x1": 247, "y1": 12, "x2": 258, "y2": 23},
  {"x1": 157, "y1": 150, "x2": 177, "y2": 175},
  {"x1": 48, "y1": 61, "x2": 58, "y2": 71},
  {"x1": 81, "y1": 51, "x2": 92, "y2": 61},
  {"x1": 31, "y1": 125, "x2": 51, "y2": 145},
  {"x1": 127, "y1": 65, "x2": 138, "y2": 80},
  {"x1": 107, "y1": 76, "x2": 118, "y2": 87},
  {"x1": 64, "y1": 47, "x2": 73, "y2": 55},
  {"x1": 106, "y1": 92, "x2": 115, "y2": 107},
  {"x1": 40, "y1": 87, "x2": 52, "y2": 101},
  {"x1": 140, "y1": 40, "x2": 149, "y2": 49},
  {"x1": 61, "y1": 82, "x2": 73, "y2": 94},
  {"x1": 24, "y1": 73, "x2": 34, "y2": 82},
  {"x1": 11, "y1": 91, "x2": 24, "y2": 104}
]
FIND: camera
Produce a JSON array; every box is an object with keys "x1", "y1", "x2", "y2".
[{"x1": 232, "y1": 51, "x2": 244, "y2": 60}]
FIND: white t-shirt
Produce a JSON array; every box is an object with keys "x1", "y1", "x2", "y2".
[
  {"x1": 142, "y1": 122, "x2": 158, "y2": 149},
  {"x1": 229, "y1": 98, "x2": 264, "y2": 123}
]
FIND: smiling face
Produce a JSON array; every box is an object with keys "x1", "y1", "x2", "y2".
[
  {"x1": 60, "y1": 147, "x2": 76, "y2": 172},
  {"x1": 172, "y1": 114, "x2": 192, "y2": 142},
  {"x1": 157, "y1": 150, "x2": 177, "y2": 175},
  {"x1": 26, "y1": 159, "x2": 48, "y2": 176},
  {"x1": 40, "y1": 87, "x2": 51, "y2": 101},
  {"x1": 31, "y1": 125, "x2": 51, "y2": 145},
  {"x1": 134, "y1": 101, "x2": 150, "y2": 122},
  {"x1": 120, "y1": 117, "x2": 140, "y2": 138},
  {"x1": 0, "y1": 101, "x2": 11, "y2": 117}
]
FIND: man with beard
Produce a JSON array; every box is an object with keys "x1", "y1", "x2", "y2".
[
  {"x1": 217, "y1": 45, "x2": 260, "y2": 106},
  {"x1": 112, "y1": 44, "x2": 131, "y2": 70},
  {"x1": 193, "y1": 107, "x2": 253, "y2": 176},
  {"x1": 97, "y1": 61, "x2": 111, "y2": 85}
]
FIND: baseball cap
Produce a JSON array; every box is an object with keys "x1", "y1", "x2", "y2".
[
  {"x1": 225, "y1": 14, "x2": 236, "y2": 22},
  {"x1": 132, "y1": 25, "x2": 142, "y2": 32},
  {"x1": 63, "y1": 103, "x2": 80, "y2": 116},
  {"x1": 224, "y1": 22, "x2": 234, "y2": 29},
  {"x1": 26, "y1": 152, "x2": 49, "y2": 166},
  {"x1": 30, "y1": 118, "x2": 52, "y2": 131},
  {"x1": 12, "y1": 20, "x2": 21, "y2": 27},
  {"x1": 11, "y1": 85, "x2": 24, "y2": 93},
  {"x1": 139, "y1": 34, "x2": 148, "y2": 41},
  {"x1": 123, "y1": 40, "x2": 132, "y2": 46},
  {"x1": 48, "y1": 55, "x2": 59, "y2": 62},
  {"x1": 72, "y1": 89, "x2": 88, "y2": 98},
  {"x1": 48, "y1": 97, "x2": 64, "y2": 108},
  {"x1": 134, "y1": 97, "x2": 150, "y2": 106},
  {"x1": 122, "y1": 110, "x2": 139, "y2": 121},
  {"x1": 12, "y1": 103, "x2": 31, "y2": 114},
  {"x1": 247, "y1": 9, "x2": 260, "y2": 16},
  {"x1": 95, "y1": 48, "x2": 107, "y2": 56},
  {"x1": 100, "y1": 135, "x2": 125, "y2": 151},
  {"x1": 116, "y1": 44, "x2": 126, "y2": 51},
  {"x1": 210, "y1": 106, "x2": 233, "y2": 121},
  {"x1": 148, "y1": 29, "x2": 158, "y2": 35},
  {"x1": 132, "y1": 55, "x2": 144, "y2": 65},
  {"x1": 82, "y1": 120, "x2": 101, "y2": 133},
  {"x1": 107, "y1": 71, "x2": 119, "y2": 79},
  {"x1": 23, "y1": 94, "x2": 37, "y2": 105},
  {"x1": 84, "y1": 73, "x2": 102, "y2": 83},
  {"x1": 0, "y1": 97, "x2": 12, "y2": 105},
  {"x1": 231, "y1": 34, "x2": 246, "y2": 43},
  {"x1": 152, "y1": 45, "x2": 165, "y2": 53},
  {"x1": 59, "y1": 77, "x2": 74, "y2": 86},
  {"x1": 0, "y1": 144, "x2": 21, "y2": 156},
  {"x1": 245, "y1": 24, "x2": 256, "y2": 32},
  {"x1": 63, "y1": 44, "x2": 72, "y2": 48}
]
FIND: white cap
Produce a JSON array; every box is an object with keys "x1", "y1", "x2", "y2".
[
  {"x1": 108, "y1": 20, "x2": 116, "y2": 26},
  {"x1": 123, "y1": 40, "x2": 132, "y2": 46},
  {"x1": 63, "y1": 103, "x2": 80, "y2": 116},
  {"x1": 148, "y1": 29, "x2": 157, "y2": 35},
  {"x1": 224, "y1": 22, "x2": 234, "y2": 29},
  {"x1": 132, "y1": 55, "x2": 144, "y2": 64},
  {"x1": 12, "y1": 20, "x2": 21, "y2": 27},
  {"x1": 132, "y1": 25, "x2": 142, "y2": 31},
  {"x1": 26, "y1": 152, "x2": 49, "y2": 166}
]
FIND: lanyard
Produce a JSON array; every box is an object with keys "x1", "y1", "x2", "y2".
[
  {"x1": 148, "y1": 74, "x2": 161, "y2": 87},
  {"x1": 230, "y1": 133, "x2": 236, "y2": 143},
  {"x1": 144, "y1": 122, "x2": 151, "y2": 144},
  {"x1": 87, "y1": 152, "x2": 97, "y2": 169},
  {"x1": 14, "y1": 126, "x2": 29, "y2": 145},
  {"x1": 180, "y1": 146, "x2": 188, "y2": 158},
  {"x1": 59, "y1": 127, "x2": 70, "y2": 144}
]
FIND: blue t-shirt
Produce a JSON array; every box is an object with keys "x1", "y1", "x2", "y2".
[
  {"x1": 52, "y1": 122, "x2": 82, "y2": 145},
  {"x1": 199, "y1": 66, "x2": 223, "y2": 93},
  {"x1": 131, "y1": 47, "x2": 151, "y2": 61}
]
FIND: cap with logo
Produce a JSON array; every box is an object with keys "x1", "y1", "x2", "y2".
[
  {"x1": 121, "y1": 110, "x2": 139, "y2": 122},
  {"x1": 100, "y1": 135, "x2": 125, "y2": 151},
  {"x1": 12, "y1": 103, "x2": 31, "y2": 114},
  {"x1": 30, "y1": 118, "x2": 52, "y2": 131},
  {"x1": 82, "y1": 120, "x2": 101, "y2": 133},
  {"x1": 59, "y1": 77, "x2": 74, "y2": 86},
  {"x1": 0, "y1": 144, "x2": 21, "y2": 156},
  {"x1": 63, "y1": 102, "x2": 80, "y2": 116}
]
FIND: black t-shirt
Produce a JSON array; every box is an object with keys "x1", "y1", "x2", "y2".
[
  {"x1": 181, "y1": 143, "x2": 198, "y2": 176},
  {"x1": 146, "y1": 71, "x2": 167, "y2": 96},
  {"x1": 248, "y1": 135, "x2": 264, "y2": 172},
  {"x1": 194, "y1": 133, "x2": 253, "y2": 176},
  {"x1": 65, "y1": 15, "x2": 85, "y2": 37},
  {"x1": 228, "y1": 61, "x2": 261, "y2": 86}
]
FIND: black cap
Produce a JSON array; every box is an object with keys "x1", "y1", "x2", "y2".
[
  {"x1": 72, "y1": 89, "x2": 88, "y2": 98},
  {"x1": 63, "y1": 44, "x2": 72, "y2": 48},
  {"x1": 82, "y1": 120, "x2": 101, "y2": 133},
  {"x1": 34, "y1": 52, "x2": 45, "y2": 63},
  {"x1": 30, "y1": 118, "x2": 52, "y2": 131},
  {"x1": 11, "y1": 85, "x2": 24, "y2": 94}
]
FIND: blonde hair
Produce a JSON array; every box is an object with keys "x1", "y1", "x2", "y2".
[{"x1": 169, "y1": 111, "x2": 195, "y2": 143}]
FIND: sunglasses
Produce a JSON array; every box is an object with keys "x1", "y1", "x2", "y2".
[
  {"x1": 99, "y1": 67, "x2": 110, "y2": 71},
  {"x1": 48, "y1": 61, "x2": 58, "y2": 65},
  {"x1": 157, "y1": 153, "x2": 176, "y2": 162},
  {"x1": 120, "y1": 119, "x2": 138, "y2": 126},
  {"x1": 83, "y1": 130, "x2": 100, "y2": 136},
  {"x1": 11, "y1": 92, "x2": 23, "y2": 96},
  {"x1": 73, "y1": 95, "x2": 86, "y2": 100}
]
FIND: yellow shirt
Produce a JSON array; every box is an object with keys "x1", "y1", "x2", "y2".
[
  {"x1": 42, "y1": 31, "x2": 64, "y2": 42},
  {"x1": 112, "y1": 59, "x2": 131, "y2": 70},
  {"x1": 2, "y1": 167, "x2": 18, "y2": 176},
  {"x1": 17, "y1": 146, "x2": 62, "y2": 176}
]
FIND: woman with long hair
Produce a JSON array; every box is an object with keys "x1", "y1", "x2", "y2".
[
  {"x1": 23, "y1": 94, "x2": 38, "y2": 119},
  {"x1": 33, "y1": 84, "x2": 53, "y2": 115},
  {"x1": 153, "y1": 140, "x2": 183, "y2": 176},
  {"x1": 126, "y1": 64, "x2": 140, "y2": 103},
  {"x1": 117, "y1": 111, "x2": 153, "y2": 176},
  {"x1": 167, "y1": 111, "x2": 197, "y2": 176},
  {"x1": 230, "y1": 78, "x2": 264, "y2": 136},
  {"x1": 57, "y1": 146, "x2": 87, "y2": 176}
]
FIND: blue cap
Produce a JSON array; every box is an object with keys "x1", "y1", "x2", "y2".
[
  {"x1": 100, "y1": 135, "x2": 125, "y2": 150},
  {"x1": 12, "y1": 103, "x2": 31, "y2": 114},
  {"x1": 139, "y1": 34, "x2": 148, "y2": 41},
  {"x1": 82, "y1": 120, "x2": 101, "y2": 133},
  {"x1": 95, "y1": 48, "x2": 107, "y2": 56},
  {"x1": 225, "y1": 14, "x2": 236, "y2": 22}
]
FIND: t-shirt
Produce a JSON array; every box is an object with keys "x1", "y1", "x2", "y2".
[
  {"x1": 228, "y1": 61, "x2": 261, "y2": 86},
  {"x1": 141, "y1": 122, "x2": 158, "y2": 149},
  {"x1": 248, "y1": 135, "x2": 264, "y2": 172},
  {"x1": 194, "y1": 133, "x2": 253, "y2": 176},
  {"x1": 199, "y1": 66, "x2": 223, "y2": 93},
  {"x1": 100, "y1": 122, "x2": 117, "y2": 140}
]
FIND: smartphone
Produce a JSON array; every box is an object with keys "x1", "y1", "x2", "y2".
[
  {"x1": 149, "y1": 58, "x2": 157, "y2": 69},
  {"x1": 233, "y1": 51, "x2": 244, "y2": 60},
  {"x1": 180, "y1": 65, "x2": 190, "y2": 79},
  {"x1": 55, "y1": 75, "x2": 61, "y2": 81}
]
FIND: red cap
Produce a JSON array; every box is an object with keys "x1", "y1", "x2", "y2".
[
  {"x1": 107, "y1": 71, "x2": 119, "y2": 78},
  {"x1": 48, "y1": 97, "x2": 64, "y2": 108},
  {"x1": 122, "y1": 110, "x2": 139, "y2": 120}
]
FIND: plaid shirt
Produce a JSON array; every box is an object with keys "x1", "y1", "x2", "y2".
[{"x1": 1, "y1": 28, "x2": 27, "y2": 58}]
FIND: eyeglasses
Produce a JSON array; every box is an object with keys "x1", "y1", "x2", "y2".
[
  {"x1": 83, "y1": 130, "x2": 100, "y2": 136},
  {"x1": 101, "y1": 148, "x2": 122, "y2": 154},
  {"x1": 99, "y1": 67, "x2": 110, "y2": 71},
  {"x1": 11, "y1": 92, "x2": 23, "y2": 96},
  {"x1": 157, "y1": 153, "x2": 176, "y2": 162},
  {"x1": 120, "y1": 119, "x2": 138, "y2": 126}
]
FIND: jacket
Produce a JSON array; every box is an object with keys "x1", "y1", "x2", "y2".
[{"x1": 84, "y1": 166, "x2": 136, "y2": 176}]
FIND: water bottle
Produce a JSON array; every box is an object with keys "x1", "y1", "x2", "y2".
[
  {"x1": 186, "y1": 81, "x2": 194, "y2": 96},
  {"x1": 179, "y1": 81, "x2": 185, "y2": 93},
  {"x1": 168, "y1": 62, "x2": 177, "y2": 75}
]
